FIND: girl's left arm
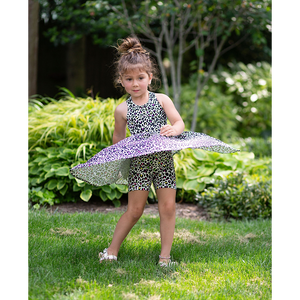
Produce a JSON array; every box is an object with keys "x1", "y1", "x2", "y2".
[{"x1": 157, "y1": 94, "x2": 185, "y2": 137}]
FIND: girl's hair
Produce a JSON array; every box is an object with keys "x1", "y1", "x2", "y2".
[{"x1": 113, "y1": 36, "x2": 160, "y2": 92}]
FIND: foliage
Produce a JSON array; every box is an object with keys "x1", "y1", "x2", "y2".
[
  {"x1": 28, "y1": 91, "x2": 127, "y2": 150},
  {"x1": 179, "y1": 78, "x2": 239, "y2": 141},
  {"x1": 212, "y1": 61, "x2": 272, "y2": 138},
  {"x1": 230, "y1": 136, "x2": 272, "y2": 158},
  {"x1": 28, "y1": 145, "x2": 127, "y2": 207},
  {"x1": 29, "y1": 91, "x2": 271, "y2": 208},
  {"x1": 196, "y1": 173, "x2": 271, "y2": 220},
  {"x1": 179, "y1": 61, "x2": 271, "y2": 139},
  {"x1": 29, "y1": 209, "x2": 271, "y2": 299},
  {"x1": 173, "y1": 147, "x2": 271, "y2": 203},
  {"x1": 28, "y1": 93, "x2": 129, "y2": 207},
  {"x1": 39, "y1": 0, "x2": 271, "y2": 129}
]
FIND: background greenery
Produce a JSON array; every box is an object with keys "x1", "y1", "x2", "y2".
[{"x1": 29, "y1": 63, "x2": 271, "y2": 220}]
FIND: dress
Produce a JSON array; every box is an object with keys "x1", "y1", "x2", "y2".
[{"x1": 70, "y1": 92, "x2": 239, "y2": 187}]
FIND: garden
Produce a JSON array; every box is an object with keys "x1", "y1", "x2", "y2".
[
  {"x1": 29, "y1": 61, "x2": 272, "y2": 221},
  {"x1": 28, "y1": 61, "x2": 272, "y2": 299},
  {"x1": 28, "y1": 0, "x2": 272, "y2": 299}
]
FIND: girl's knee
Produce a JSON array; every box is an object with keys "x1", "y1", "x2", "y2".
[
  {"x1": 127, "y1": 206, "x2": 144, "y2": 222},
  {"x1": 159, "y1": 200, "x2": 176, "y2": 217}
]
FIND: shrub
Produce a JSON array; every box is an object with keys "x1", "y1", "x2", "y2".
[
  {"x1": 28, "y1": 145, "x2": 127, "y2": 207},
  {"x1": 29, "y1": 92, "x2": 128, "y2": 150},
  {"x1": 196, "y1": 173, "x2": 272, "y2": 220},
  {"x1": 29, "y1": 89, "x2": 271, "y2": 208}
]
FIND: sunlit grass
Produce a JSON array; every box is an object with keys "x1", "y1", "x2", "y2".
[{"x1": 29, "y1": 209, "x2": 271, "y2": 299}]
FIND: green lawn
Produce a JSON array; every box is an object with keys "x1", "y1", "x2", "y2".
[{"x1": 29, "y1": 209, "x2": 271, "y2": 299}]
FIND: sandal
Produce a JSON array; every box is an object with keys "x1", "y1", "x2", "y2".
[
  {"x1": 158, "y1": 255, "x2": 176, "y2": 267},
  {"x1": 99, "y1": 248, "x2": 117, "y2": 263}
]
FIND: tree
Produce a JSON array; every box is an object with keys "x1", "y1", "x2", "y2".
[
  {"x1": 29, "y1": 0, "x2": 40, "y2": 97},
  {"x1": 38, "y1": 0, "x2": 271, "y2": 131},
  {"x1": 95, "y1": 0, "x2": 271, "y2": 130}
]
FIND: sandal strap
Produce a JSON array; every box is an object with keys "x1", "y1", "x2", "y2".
[
  {"x1": 159, "y1": 255, "x2": 171, "y2": 259},
  {"x1": 99, "y1": 248, "x2": 117, "y2": 261}
]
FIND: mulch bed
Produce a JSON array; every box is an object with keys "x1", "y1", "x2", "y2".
[{"x1": 49, "y1": 198, "x2": 209, "y2": 221}]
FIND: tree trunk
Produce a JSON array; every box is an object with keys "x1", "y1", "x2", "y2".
[
  {"x1": 28, "y1": 0, "x2": 39, "y2": 98},
  {"x1": 67, "y1": 36, "x2": 86, "y2": 96},
  {"x1": 191, "y1": 38, "x2": 227, "y2": 131},
  {"x1": 153, "y1": 40, "x2": 169, "y2": 96}
]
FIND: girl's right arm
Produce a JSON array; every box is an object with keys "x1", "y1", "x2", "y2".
[{"x1": 112, "y1": 102, "x2": 127, "y2": 144}]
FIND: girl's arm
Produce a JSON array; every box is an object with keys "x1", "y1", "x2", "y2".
[
  {"x1": 157, "y1": 94, "x2": 185, "y2": 137},
  {"x1": 112, "y1": 102, "x2": 127, "y2": 144}
]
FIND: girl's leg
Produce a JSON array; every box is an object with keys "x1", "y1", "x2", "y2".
[
  {"x1": 156, "y1": 188, "x2": 176, "y2": 263},
  {"x1": 103, "y1": 190, "x2": 149, "y2": 258}
]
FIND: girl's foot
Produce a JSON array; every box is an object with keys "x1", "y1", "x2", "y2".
[
  {"x1": 158, "y1": 255, "x2": 176, "y2": 267},
  {"x1": 99, "y1": 248, "x2": 117, "y2": 263}
]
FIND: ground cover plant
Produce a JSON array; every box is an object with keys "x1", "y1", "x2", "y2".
[
  {"x1": 28, "y1": 92, "x2": 271, "y2": 213},
  {"x1": 29, "y1": 209, "x2": 271, "y2": 299}
]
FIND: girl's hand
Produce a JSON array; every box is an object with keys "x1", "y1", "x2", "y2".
[{"x1": 160, "y1": 125, "x2": 178, "y2": 137}]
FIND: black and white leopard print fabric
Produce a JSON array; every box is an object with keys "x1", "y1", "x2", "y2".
[
  {"x1": 126, "y1": 92, "x2": 176, "y2": 191},
  {"x1": 126, "y1": 91, "x2": 167, "y2": 135}
]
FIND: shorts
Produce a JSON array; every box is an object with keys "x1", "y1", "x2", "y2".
[{"x1": 128, "y1": 151, "x2": 176, "y2": 192}]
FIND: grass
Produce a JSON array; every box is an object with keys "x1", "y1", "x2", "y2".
[{"x1": 29, "y1": 209, "x2": 271, "y2": 299}]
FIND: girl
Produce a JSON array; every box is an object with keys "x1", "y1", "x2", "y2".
[{"x1": 70, "y1": 36, "x2": 238, "y2": 266}]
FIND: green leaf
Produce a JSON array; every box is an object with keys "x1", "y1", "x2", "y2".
[
  {"x1": 80, "y1": 189, "x2": 92, "y2": 202},
  {"x1": 197, "y1": 164, "x2": 216, "y2": 176},
  {"x1": 45, "y1": 171, "x2": 55, "y2": 179},
  {"x1": 214, "y1": 169, "x2": 234, "y2": 178},
  {"x1": 192, "y1": 149, "x2": 208, "y2": 161},
  {"x1": 196, "y1": 48, "x2": 204, "y2": 57},
  {"x1": 99, "y1": 190, "x2": 108, "y2": 201},
  {"x1": 29, "y1": 166, "x2": 40, "y2": 175},
  {"x1": 183, "y1": 180, "x2": 205, "y2": 192},
  {"x1": 47, "y1": 179, "x2": 58, "y2": 190},
  {"x1": 186, "y1": 170, "x2": 199, "y2": 179},
  {"x1": 115, "y1": 184, "x2": 128, "y2": 193},
  {"x1": 112, "y1": 199, "x2": 121, "y2": 207},
  {"x1": 57, "y1": 181, "x2": 66, "y2": 190},
  {"x1": 176, "y1": 177, "x2": 185, "y2": 189},
  {"x1": 107, "y1": 189, "x2": 117, "y2": 200},
  {"x1": 59, "y1": 184, "x2": 68, "y2": 196},
  {"x1": 55, "y1": 167, "x2": 69, "y2": 176},
  {"x1": 102, "y1": 185, "x2": 112, "y2": 193}
]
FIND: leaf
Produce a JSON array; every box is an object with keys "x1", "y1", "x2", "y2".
[
  {"x1": 214, "y1": 169, "x2": 234, "y2": 178},
  {"x1": 197, "y1": 164, "x2": 216, "y2": 176},
  {"x1": 59, "y1": 184, "x2": 68, "y2": 196},
  {"x1": 112, "y1": 199, "x2": 121, "y2": 207},
  {"x1": 80, "y1": 189, "x2": 92, "y2": 202},
  {"x1": 29, "y1": 166, "x2": 41, "y2": 175},
  {"x1": 99, "y1": 190, "x2": 108, "y2": 201},
  {"x1": 55, "y1": 167, "x2": 70, "y2": 176},
  {"x1": 102, "y1": 185, "x2": 112, "y2": 193},
  {"x1": 107, "y1": 189, "x2": 117, "y2": 200},
  {"x1": 47, "y1": 179, "x2": 58, "y2": 190},
  {"x1": 192, "y1": 149, "x2": 208, "y2": 161},
  {"x1": 186, "y1": 170, "x2": 199, "y2": 179},
  {"x1": 176, "y1": 177, "x2": 185, "y2": 189},
  {"x1": 57, "y1": 181, "x2": 66, "y2": 190},
  {"x1": 183, "y1": 180, "x2": 205, "y2": 192},
  {"x1": 196, "y1": 48, "x2": 204, "y2": 57}
]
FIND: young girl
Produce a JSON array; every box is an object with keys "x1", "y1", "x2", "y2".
[{"x1": 70, "y1": 36, "x2": 238, "y2": 266}]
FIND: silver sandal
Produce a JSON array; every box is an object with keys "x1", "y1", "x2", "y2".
[
  {"x1": 158, "y1": 255, "x2": 176, "y2": 267},
  {"x1": 99, "y1": 248, "x2": 117, "y2": 262}
]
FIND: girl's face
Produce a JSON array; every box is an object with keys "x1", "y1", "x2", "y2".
[{"x1": 120, "y1": 67, "x2": 152, "y2": 97}]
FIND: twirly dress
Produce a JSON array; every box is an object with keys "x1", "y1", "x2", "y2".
[{"x1": 70, "y1": 92, "x2": 238, "y2": 186}]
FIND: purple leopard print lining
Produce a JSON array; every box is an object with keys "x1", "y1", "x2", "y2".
[{"x1": 70, "y1": 131, "x2": 239, "y2": 187}]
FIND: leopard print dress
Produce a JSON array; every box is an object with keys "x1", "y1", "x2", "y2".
[
  {"x1": 70, "y1": 92, "x2": 239, "y2": 187},
  {"x1": 126, "y1": 92, "x2": 176, "y2": 191}
]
